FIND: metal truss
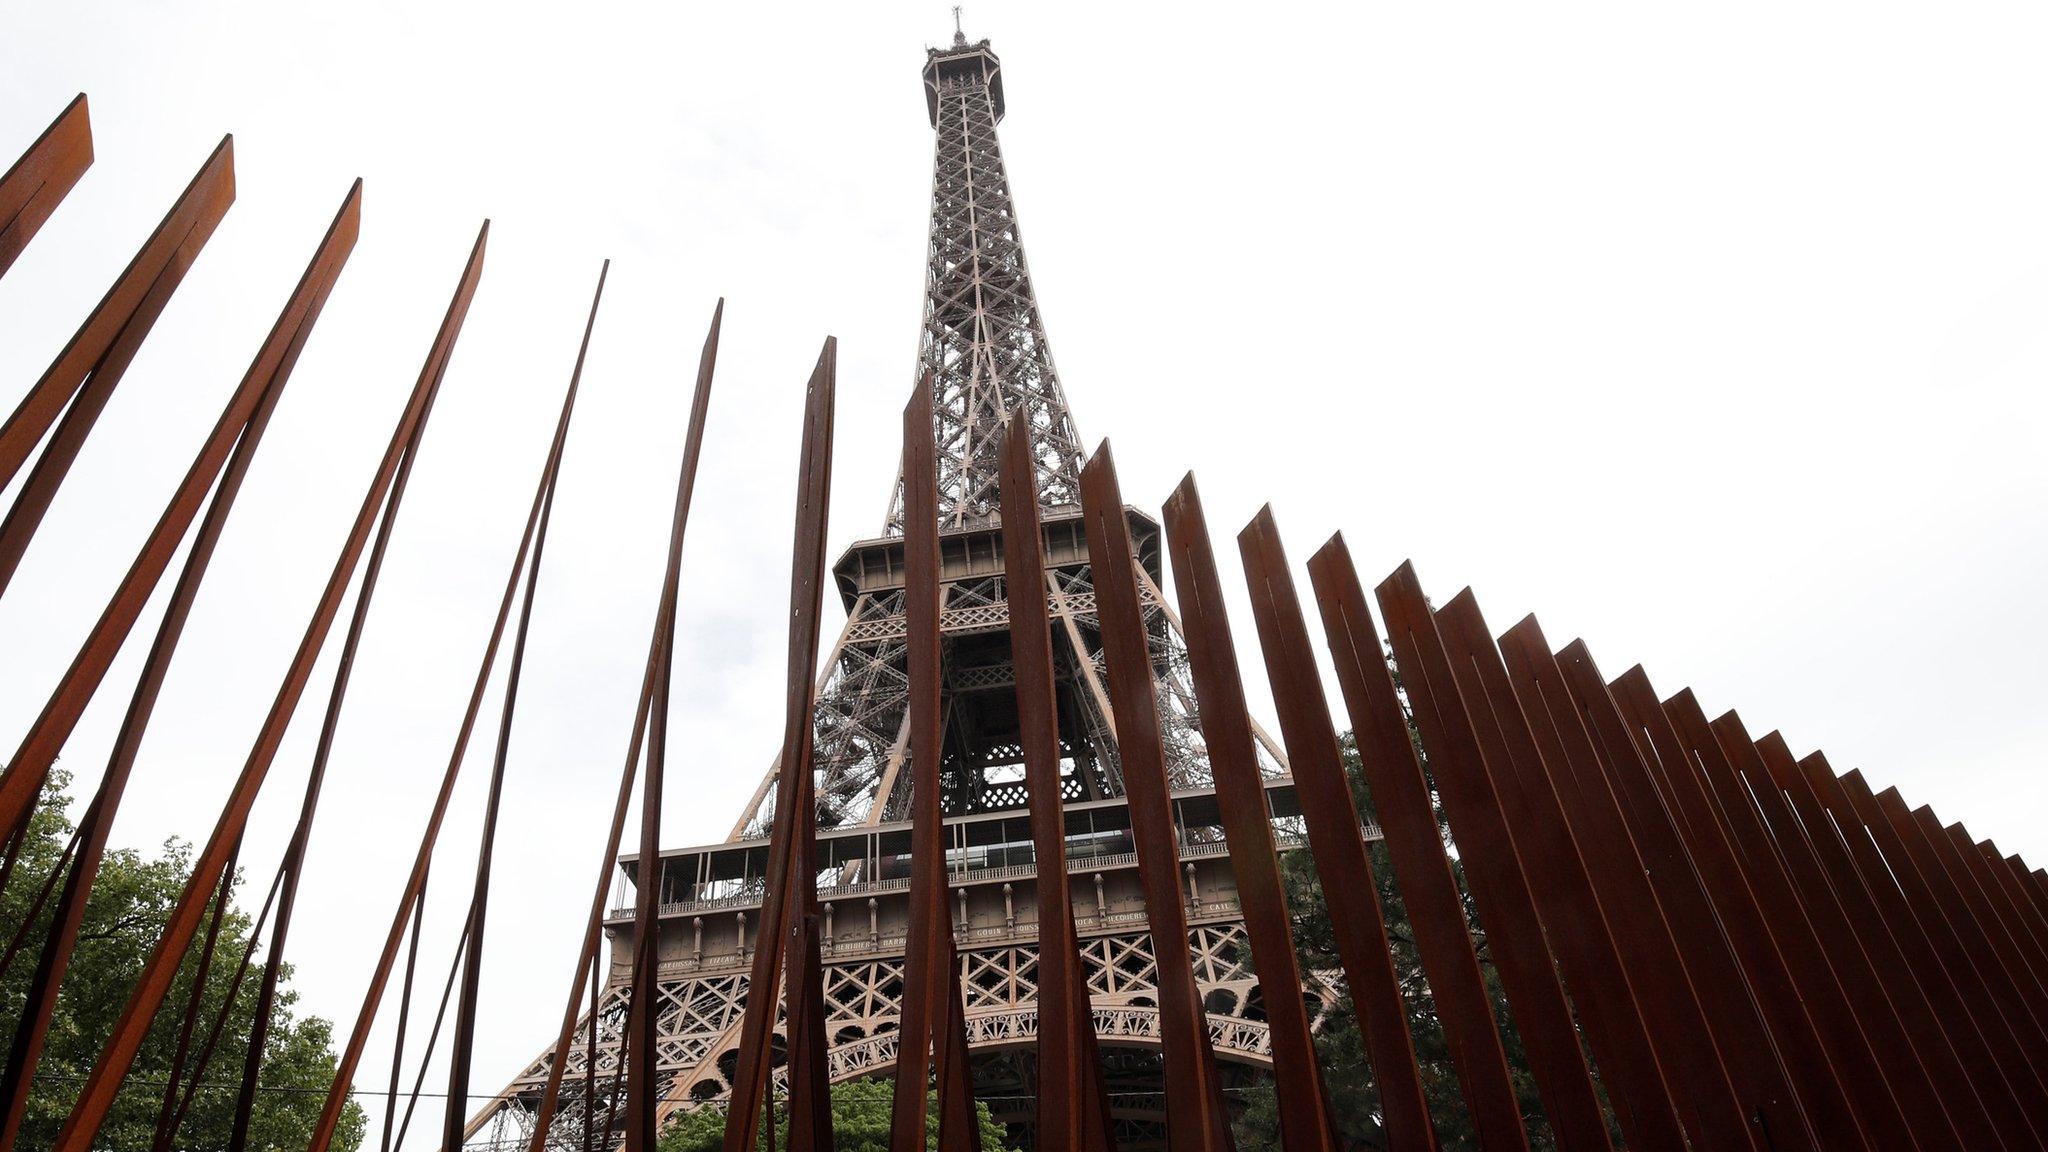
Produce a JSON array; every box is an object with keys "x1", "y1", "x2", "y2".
[
  {"x1": 477, "y1": 36, "x2": 1291, "y2": 1150},
  {"x1": 470, "y1": 911, "x2": 1339, "y2": 1152}
]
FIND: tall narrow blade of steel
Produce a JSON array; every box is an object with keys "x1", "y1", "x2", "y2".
[
  {"x1": 0, "y1": 181, "x2": 361, "y2": 1152},
  {"x1": 888, "y1": 372, "x2": 944, "y2": 1152},
  {"x1": 0, "y1": 93, "x2": 94, "y2": 277},
  {"x1": 726, "y1": 338, "x2": 838, "y2": 1152},
  {"x1": 1078, "y1": 440, "x2": 1231, "y2": 1152},
  {"x1": 1164, "y1": 484, "x2": 1337, "y2": 1152},
  {"x1": 0, "y1": 133, "x2": 232, "y2": 494},
  {"x1": 995, "y1": 410, "x2": 1080, "y2": 1149},
  {"x1": 523, "y1": 273, "x2": 672, "y2": 1152}
]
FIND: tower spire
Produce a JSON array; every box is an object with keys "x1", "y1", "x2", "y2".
[
  {"x1": 952, "y1": 6, "x2": 967, "y2": 47},
  {"x1": 891, "y1": 32, "x2": 1085, "y2": 533}
]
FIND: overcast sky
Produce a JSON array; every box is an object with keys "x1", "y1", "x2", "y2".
[{"x1": 4, "y1": 0, "x2": 2045, "y2": 1141}]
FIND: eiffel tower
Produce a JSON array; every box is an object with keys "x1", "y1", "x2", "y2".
[{"x1": 470, "y1": 28, "x2": 1347, "y2": 1150}]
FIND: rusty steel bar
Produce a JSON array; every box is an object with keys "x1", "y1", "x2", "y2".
[
  {"x1": 1238, "y1": 520, "x2": 1441, "y2": 1151},
  {"x1": 988, "y1": 406, "x2": 1093, "y2": 1150},
  {"x1": 0, "y1": 93, "x2": 93, "y2": 278},
  {"x1": 1660, "y1": 695, "x2": 1913, "y2": 1146},
  {"x1": 1078, "y1": 441, "x2": 1231, "y2": 1152},
  {"x1": 79, "y1": 218, "x2": 465, "y2": 1152},
  {"x1": 61, "y1": 218, "x2": 480, "y2": 1152},
  {"x1": 890, "y1": 372, "x2": 948, "y2": 1150},
  {"x1": 1607, "y1": 669, "x2": 1870, "y2": 1150},
  {"x1": 147, "y1": 838, "x2": 238, "y2": 1152},
  {"x1": 524, "y1": 300, "x2": 721, "y2": 1152},
  {"x1": 1766, "y1": 752, "x2": 2008, "y2": 1149},
  {"x1": 246, "y1": 220, "x2": 582, "y2": 1152},
  {"x1": 2026, "y1": 868, "x2": 2048, "y2": 922},
  {"x1": 1806, "y1": 762, "x2": 2044, "y2": 1148},
  {"x1": 1732, "y1": 727, "x2": 1959, "y2": 1147},
  {"x1": 0, "y1": 801, "x2": 86, "y2": 977},
  {"x1": 382, "y1": 882, "x2": 429, "y2": 1152},
  {"x1": 160, "y1": 860, "x2": 287, "y2": 1147},
  {"x1": 725, "y1": 339, "x2": 838, "y2": 1152},
  {"x1": 1878, "y1": 789, "x2": 2048, "y2": 1048},
  {"x1": 1981, "y1": 841, "x2": 2048, "y2": 955},
  {"x1": 1489, "y1": 616, "x2": 1752, "y2": 1149},
  {"x1": 889, "y1": 370, "x2": 982, "y2": 1151},
  {"x1": 1431, "y1": 599, "x2": 1686, "y2": 1150},
  {"x1": 932, "y1": 954, "x2": 980, "y2": 1152},
  {"x1": 388, "y1": 910, "x2": 476, "y2": 1152},
  {"x1": 435, "y1": 265, "x2": 597, "y2": 1152},
  {"x1": 1942, "y1": 821, "x2": 2048, "y2": 995},
  {"x1": 1376, "y1": 562, "x2": 1585, "y2": 1151},
  {"x1": 1163, "y1": 485, "x2": 1337, "y2": 1152},
  {"x1": 0, "y1": 147, "x2": 301, "y2": 855},
  {"x1": 1547, "y1": 642, "x2": 1814, "y2": 1148},
  {"x1": 0, "y1": 182, "x2": 359, "y2": 1152},
  {"x1": 1308, "y1": 535, "x2": 1536, "y2": 1152},
  {"x1": 585, "y1": 958, "x2": 600, "y2": 1152},
  {"x1": 1840, "y1": 772, "x2": 2048, "y2": 1134},
  {"x1": 0, "y1": 136, "x2": 235, "y2": 596}
]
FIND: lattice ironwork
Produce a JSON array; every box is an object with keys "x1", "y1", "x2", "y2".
[{"x1": 473, "y1": 33, "x2": 1290, "y2": 1149}]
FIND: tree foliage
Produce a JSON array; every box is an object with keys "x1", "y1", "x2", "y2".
[
  {"x1": 1230, "y1": 736, "x2": 1559, "y2": 1152},
  {"x1": 659, "y1": 1077, "x2": 1011, "y2": 1152},
  {"x1": 0, "y1": 770, "x2": 366, "y2": 1151}
]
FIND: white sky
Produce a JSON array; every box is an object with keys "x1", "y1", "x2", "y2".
[{"x1": 3, "y1": 0, "x2": 2045, "y2": 1140}]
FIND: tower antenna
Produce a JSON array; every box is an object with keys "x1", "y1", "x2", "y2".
[{"x1": 952, "y1": 6, "x2": 967, "y2": 46}]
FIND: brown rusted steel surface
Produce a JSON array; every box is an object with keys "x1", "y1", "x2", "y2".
[
  {"x1": 725, "y1": 339, "x2": 838, "y2": 1152},
  {"x1": 382, "y1": 883, "x2": 429, "y2": 1152},
  {"x1": 1376, "y1": 562, "x2": 1582, "y2": 1151},
  {"x1": 122, "y1": 219, "x2": 472, "y2": 1152},
  {"x1": 1491, "y1": 618, "x2": 1749, "y2": 1149},
  {"x1": 1239, "y1": 522, "x2": 1439, "y2": 1151},
  {"x1": 0, "y1": 136, "x2": 235, "y2": 596},
  {"x1": 524, "y1": 299, "x2": 719, "y2": 1152},
  {"x1": 64, "y1": 217, "x2": 477, "y2": 1152},
  {"x1": 892, "y1": 372, "x2": 983, "y2": 1151},
  {"x1": 1163, "y1": 484, "x2": 1337, "y2": 1152},
  {"x1": 158, "y1": 862, "x2": 285, "y2": 1148},
  {"x1": 1662, "y1": 699, "x2": 1914, "y2": 1147},
  {"x1": 1549, "y1": 640, "x2": 1810, "y2": 1148},
  {"x1": 983, "y1": 406, "x2": 1083, "y2": 1149},
  {"x1": 1608, "y1": 669, "x2": 1871, "y2": 1149},
  {"x1": 1768, "y1": 752, "x2": 2008, "y2": 1149},
  {"x1": 147, "y1": 838, "x2": 237, "y2": 1152},
  {"x1": 0, "y1": 812, "x2": 81, "y2": 975},
  {"x1": 1433, "y1": 606, "x2": 1687, "y2": 1139},
  {"x1": 1733, "y1": 729, "x2": 1959, "y2": 1147},
  {"x1": 1943, "y1": 822, "x2": 2048, "y2": 995},
  {"x1": 1808, "y1": 762, "x2": 2043, "y2": 1147},
  {"x1": 0, "y1": 182, "x2": 358, "y2": 1152},
  {"x1": 889, "y1": 373, "x2": 945, "y2": 1151},
  {"x1": 1844, "y1": 773, "x2": 2048, "y2": 1134},
  {"x1": 1078, "y1": 441, "x2": 1231, "y2": 1152},
  {"x1": 435, "y1": 267, "x2": 594, "y2": 1152},
  {"x1": 1309, "y1": 536, "x2": 1535, "y2": 1152},
  {"x1": 1881, "y1": 791, "x2": 2048, "y2": 1044},
  {"x1": 0, "y1": 93, "x2": 93, "y2": 278},
  {"x1": 1982, "y1": 842, "x2": 2048, "y2": 954},
  {"x1": 931, "y1": 938, "x2": 981, "y2": 1152},
  {"x1": 624, "y1": 298, "x2": 725, "y2": 1152},
  {"x1": 0, "y1": 147, "x2": 302, "y2": 854}
]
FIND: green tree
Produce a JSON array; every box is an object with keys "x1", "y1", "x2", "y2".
[
  {"x1": 659, "y1": 1078, "x2": 1011, "y2": 1152},
  {"x1": 0, "y1": 770, "x2": 366, "y2": 1151},
  {"x1": 1230, "y1": 735, "x2": 1559, "y2": 1152}
]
